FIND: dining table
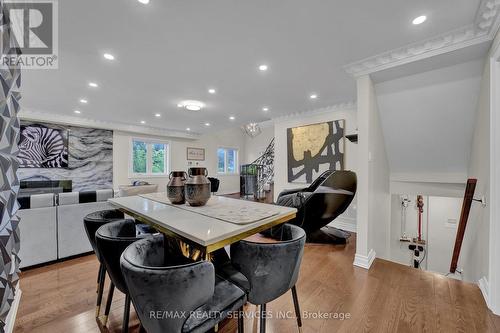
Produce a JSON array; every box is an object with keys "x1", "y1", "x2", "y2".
[{"x1": 108, "y1": 192, "x2": 297, "y2": 260}]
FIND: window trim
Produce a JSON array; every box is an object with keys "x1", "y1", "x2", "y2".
[
  {"x1": 129, "y1": 137, "x2": 170, "y2": 178},
  {"x1": 217, "y1": 147, "x2": 239, "y2": 175}
]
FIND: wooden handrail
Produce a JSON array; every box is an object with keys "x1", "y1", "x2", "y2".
[{"x1": 449, "y1": 178, "x2": 477, "y2": 274}]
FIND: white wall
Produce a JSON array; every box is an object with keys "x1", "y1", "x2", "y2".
[
  {"x1": 113, "y1": 127, "x2": 245, "y2": 194},
  {"x1": 273, "y1": 106, "x2": 358, "y2": 201},
  {"x1": 243, "y1": 122, "x2": 274, "y2": 164},
  {"x1": 356, "y1": 75, "x2": 391, "y2": 265}
]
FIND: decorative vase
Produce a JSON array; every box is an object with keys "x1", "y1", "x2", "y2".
[
  {"x1": 185, "y1": 167, "x2": 211, "y2": 206},
  {"x1": 167, "y1": 171, "x2": 187, "y2": 204}
]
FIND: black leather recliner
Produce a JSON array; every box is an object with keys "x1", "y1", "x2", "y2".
[{"x1": 273, "y1": 170, "x2": 357, "y2": 243}]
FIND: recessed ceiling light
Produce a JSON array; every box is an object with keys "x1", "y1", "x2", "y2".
[
  {"x1": 229, "y1": 116, "x2": 235, "y2": 120},
  {"x1": 178, "y1": 100, "x2": 205, "y2": 111},
  {"x1": 137, "y1": 0, "x2": 150, "y2": 4},
  {"x1": 103, "y1": 53, "x2": 115, "y2": 60},
  {"x1": 186, "y1": 127, "x2": 191, "y2": 131},
  {"x1": 79, "y1": 99, "x2": 88, "y2": 104},
  {"x1": 262, "y1": 107, "x2": 269, "y2": 112},
  {"x1": 309, "y1": 94, "x2": 318, "y2": 99},
  {"x1": 88, "y1": 82, "x2": 98, "y2": 88},
  {"x1": 140, "y1": 120, "x2": 146, "y2": 124},
  {"x1": 205, "y1": 122, "x2": 210, "y2": 126},
  {"x1": 155, "y1": 113, "x2": 161, "y2": 117},
  {"x1": 412, "y1": 15, "x2": 427, "y2": 25},
  {"x1": 258, "y1": 64, "x2": 268, "y2": 71},
  {"x1": 208, "y1": 88, "x2": 216, "y2": 94},
  {"x1": 74, "y1": 110, "x2": 81, "y2": 114}
]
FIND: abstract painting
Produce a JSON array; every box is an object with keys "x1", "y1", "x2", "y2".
[
  {"x1": 287, "y1": 120, "x2": 345, "y2": 183},
  {"x1": 18, "y1": 124, "x2": 69, "y2": 168}
]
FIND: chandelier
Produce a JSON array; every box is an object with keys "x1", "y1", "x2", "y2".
[{"x1": 243, "y1": 123, "x2": 262, "y2": 138}]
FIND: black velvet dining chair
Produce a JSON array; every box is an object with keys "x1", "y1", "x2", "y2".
[
  {"x1": 218, "y1": 223, "x2": 306, "y2": 333},
  {"x1": 83, "y1": 209, "x2": 126, "y2": 317},
  {"x1": 120, "y1": 234, "x2": 247, "y2": 333},
  {"x1": 95, "y1": 219, "x2": 153, "y2": 332}
]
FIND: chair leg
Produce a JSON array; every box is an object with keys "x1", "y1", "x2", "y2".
[
  {"x1": 259, "y1": 303, "x2": 266, "y2": 333},
  {"x1": 237, "y1": 306, "x2": 244, "y2": 333},
  {"x1": 291, "y1": 286, "x2": 303, "y2": 333},
  {"x1": 96, "y1": 263, "x2": 104, "y2": 293},
  {"x1": 95, "y1": 267, "x2": 106, "y2": 317},
  {"x1": 102, "y1": 281, "x2": 115, "y2": 327},
  {"x1": 122, "y1": 294, "x2": 131, "y2": 333}
]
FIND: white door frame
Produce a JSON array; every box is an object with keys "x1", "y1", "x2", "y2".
[{"x1": 489, "y1": 39, "x2": 500, "y2": 315}]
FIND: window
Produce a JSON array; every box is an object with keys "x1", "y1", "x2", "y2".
[
  {"x1": 130, "y1": 138, "x2": 169, "y2": 176},
  {"x1": 217, "y1": 148, "x2": 238, "y2": 174}
]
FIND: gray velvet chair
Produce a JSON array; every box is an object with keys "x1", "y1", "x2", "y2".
[
  {"x1": 219, "y1": 224, "x2": 306, "y2": 333},
  {"x1": 120, "y1": 234, "x2": 247, "y2": 333},
  {"x1": 95, "y1": 219, "x2": 153, "y2": 332},
  {"x1": 83, "y1": 209, "x2": 126, "y2": 318}
]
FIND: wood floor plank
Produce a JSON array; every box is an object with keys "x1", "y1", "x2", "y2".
[{"x1": 14, "y1": 234, "x2": 500, "y2": 333}]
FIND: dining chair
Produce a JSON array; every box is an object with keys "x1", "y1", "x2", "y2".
[
  {"x1": 120, "y1": 234, "x2": 247, "y2": 333},
  {"x1": 95, "y1": 219, "x2": 153, "y2": 332},
  {"x1": 220, "y1": 223, "x2": 306, "y2": 333},
  {"x1": 83, "y1": 209, "x2": 126, "y2": 317}
]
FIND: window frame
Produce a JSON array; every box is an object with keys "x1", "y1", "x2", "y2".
[
  {"x1": 217, "y1": 147, "x2": 239, "y2": 175},
  {"x1": 129, "y1": 137, "x2": 170, "y2": 178}
]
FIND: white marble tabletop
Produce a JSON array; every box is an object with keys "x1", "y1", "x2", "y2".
[{"x1": 109, "y1": 194, "x2": 297, "y2": 253}]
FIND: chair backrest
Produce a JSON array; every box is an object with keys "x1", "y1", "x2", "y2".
[
  {"x1": 230, "y1": 224, "x2": 306, "y2": 305},
  {"x1": 120, "y1": 235, "x2": 214, "y2": 333},
  {"x1": 83, "y1": 209, "x2": 125, "y2": 256},
  {"x1": 95, "y1": 219, "x2": 147, "y2": 293},
  {"x1": 307, "y1": 169, "x2": 335, "y2": 192}
]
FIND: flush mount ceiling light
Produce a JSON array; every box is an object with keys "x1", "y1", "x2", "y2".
[
  {"x1": 258, "y1": 64, "x2": 268, "y2": 71},
  {"x1": 155, "y1": 113, "x2": 161, "y2": 117},
  {"x1": 137, "y1": 0, "x2": 150, "y2": 4},
  {"x1": 178, "y1": 100, "x2": 205, "y2": 111},
  {"x1": 262, "y1": 107, "x2": 269, "y2": 112},
  {"x1": 309, "y1": 94, "x2": 318, "y2": 99},
  {"x1": 88, "y1": 82, "x2": 98, "y2": 88},
  {"x1": 79, "y1": 98, "x2": 88, "y2": 104},
  {"x1": 186, "y1": 127, "x2": 191, "y2": 131},
  {"x1": 208, "y1": 88, "x2": 216, "y2": 94},
  {"x1": 74, "y1": 110, "x2": 81, "y2": 114},
  {"x1": 103, "y1": 53, "x2": 115, "y2": 60},
  {"x1": 205, "y1": 122, "x2": 211, "y2": 126},
  {"x1": 140, "y1": 120, "x2": 146, "y2": 124},
  {"x1": 412, "y1": 15, "x2": 427, "y2": 25},
  {"x1": 229, "y1": 116, "x2": 235, "y2": 120}
]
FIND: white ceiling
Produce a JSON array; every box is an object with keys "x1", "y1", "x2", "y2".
[
  {"x1": 21, "y1": 0, "x2": 481, "y2": 134},
  {"x1": 375, "y1": 59, "x2": 484, "y2": 180}
]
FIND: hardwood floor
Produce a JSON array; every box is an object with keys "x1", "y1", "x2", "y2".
[{"x1": 15, "y1": 235, "x2": 499, "y2": 333}]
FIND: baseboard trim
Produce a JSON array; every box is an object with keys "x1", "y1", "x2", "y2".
[
  {"x1": 4, "y1": 285, "x2": 21, "y2": 333},
  {"x1": 329, "y1": 217, "x2": 356, "y2": 233},
  {"x1": 353, "y1": 249, "x2": 376, "y2": 270},
  {"x1": 478, "y1": 276, "x2": 490, "y2": 308}
]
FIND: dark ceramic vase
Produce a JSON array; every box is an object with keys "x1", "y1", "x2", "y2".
[
  {"x1": 167, "y1": 171, "x2": 187, "y2": 204},
  {"x1": 185, "y1": 167, "x2": 211, "y2": 206}
]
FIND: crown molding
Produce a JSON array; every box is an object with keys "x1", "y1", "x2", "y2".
[
  {"x1": 271, "y1": 101, "x2": 357, "y2": 121},
  {"x1": 344, "y1": 0, "x2": 500, "y2": 77},
  {"x1": 18, "y1": 109, "x2": 201, "y2": 140}
]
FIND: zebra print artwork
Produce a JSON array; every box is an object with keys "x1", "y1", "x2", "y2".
[{"x1": 18, "y1": 125, "x2": 69, "y2": 168}]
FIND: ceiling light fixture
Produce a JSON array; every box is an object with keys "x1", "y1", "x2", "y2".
[
  {"x1": 412, "y1": 15, "x2": 427, "y2": 25},
  {"x1": 178, "y1": 100, "x2": 205, "y2": 111},
  {"x1": 205, "y1": 122, "x2": 210, "y2": 126},
  {"x1": 309, "y1": 94, "x2": 318, "y2": 99},
  {"x1": 186, "y1": 127, "x2": 191, "y2": 131},
  {"x1": 229, "y1": 116, "x2": 235, "y2": 120},
  {"x1": 80, "y1": 99, "x2": 88, "y2": 104},
  {"x1": 262, "y1": 107, "x2": 269, "y2": 112},
  {"x1": 103, "y1": 53, "x2": 115, "y2": 60},
  {"x1": 243, "y1": 123, "x2": 262, "y2": 138},
  {"x1": 74, "y1": 110, "x2": 81, "y2": 114},
  {"x1": 155, "y1": 113, "x2": 161, "y2": 117},
  {"x1": 88, "y1": 82, "x2": 98, "y2": 88},
  {"x1": 208, "y1": 88, "x2": 216, "y2": 94},
  {"x1": 137, "y1": 0, "x2": 150, "y2": 4},
  {"x1": 140, "y1": 120, "x2": 146, "y2": 124},
  {"x1": 258, "y1": 64, "x2": 268, "y2": 71}
]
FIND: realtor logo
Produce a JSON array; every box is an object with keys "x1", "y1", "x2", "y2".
[{"x1": 2, "y1": 0, "x2": 58, "y2": 69}]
